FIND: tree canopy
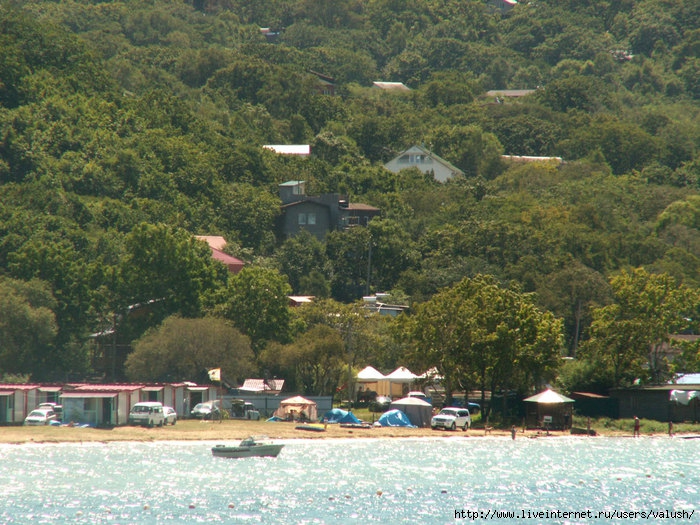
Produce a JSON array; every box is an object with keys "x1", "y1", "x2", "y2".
[{"x1": 1, "y1": 0, "x2": 699, "y2": 389}]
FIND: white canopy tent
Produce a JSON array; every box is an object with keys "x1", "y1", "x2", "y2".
[
  {"x1": 385, "y1": 367, "x2": 418, "y2": 398},
  {"x1": 356, "y1": 366, "x2": 388, "y2": 397}
]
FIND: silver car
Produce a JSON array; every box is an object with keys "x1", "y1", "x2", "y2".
[
  {"x1": 24, "y1": 408, "x2": 57, "y2": 426},
  {"x1": 431, "y1": 407, "x2": 471, "y2": 431},
  {"x1": 163, "y1": 406, "x2": 178, "y2": 425}
]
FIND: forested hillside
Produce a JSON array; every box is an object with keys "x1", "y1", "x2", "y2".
[{"x1": 1, "y1": 0, "x2": 699, "y2": 397}]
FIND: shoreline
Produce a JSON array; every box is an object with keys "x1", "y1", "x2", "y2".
[{"x1": 0, "y1": 419, "x2": 672, "y2": 445}]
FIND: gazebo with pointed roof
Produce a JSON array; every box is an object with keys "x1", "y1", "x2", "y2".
[{"x1": 524, "y1": 389, "x2": 574, "y2": 430}]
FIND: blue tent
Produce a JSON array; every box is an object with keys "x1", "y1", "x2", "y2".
[
  {"x1": 322, "y1": 408, "x2": 362, "y2": 424},
  {"x1": 376, "y1": 409, "x2": 416, "y2": 428}
]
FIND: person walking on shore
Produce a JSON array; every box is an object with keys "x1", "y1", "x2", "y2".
[{"x1": 633, "y1": 416, "x2": 640, "y2": 437}]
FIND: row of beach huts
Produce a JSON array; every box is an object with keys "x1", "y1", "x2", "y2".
[{"x1": 0, "y1": 382, "x2": 218, "y2": 427}]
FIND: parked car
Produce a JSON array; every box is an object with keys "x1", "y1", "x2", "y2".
[
  {"x1": 37, "y1": 402, "x2": 63, "y2": 421},
  {"x1": 431, "y1": 407, "x2": 471, "y2": 431},
  {"x1": 368, "y1": 396, "x2": 392, "y2": 413},
  {"x1": 190, "y1": 400, "x2": 221, "y2": 420},
  {"x1": 163, "y1": 406, "x2": 177, "y2": 425},
  {"x1": 406, "y1": 391, "x2": 430, "y2": 403},
  {"x1": 24, "y1": 408, "x2": 57, "y2": 426},
  {"x1": 128, "y1": 401, "x2": 165, "y2": 427}
]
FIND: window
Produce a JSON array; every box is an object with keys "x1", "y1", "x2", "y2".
[
  {"x1": 298, "y1": 213, "x2": 306, "y2": 225},
  {"x1": 307, "y1": 213, "x2": 316, "y2": 225}
]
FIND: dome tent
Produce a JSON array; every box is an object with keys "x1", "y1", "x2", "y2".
[
  {"x1": 376, "y1": 409, "x2": 416, "y2": 427},
  {"x1": 322, "y1": 408, "x2": 361, "y2": 424}
]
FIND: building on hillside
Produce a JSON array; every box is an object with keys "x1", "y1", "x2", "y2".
[
  {"x1": 373, "y1": 81, "x2": 410, "y2": 92},
  {"x1": 289, "y1": 295, "x2": 314, "y2": 306},
  {"x1": 384, "y1": 145, "x2": 464, "y2": 182},
  {"x1": 195, "y1": 235, "x2": 244, "y2": 274},
  {"x1": 263, "y1": 144, "x2": 311, "y2": 157},
  {"x1": 309, "y1": 70, "x2": 336, "y2": 96},
  {"x1": 485, "y1": 89, "x2": 534, "y2": 99},
  {"x1": 501, "y1": 155, "x2": 564, "y2": 165},
  {"x1": 277, "y1": 181, "x2": 380, "y2": 240}
]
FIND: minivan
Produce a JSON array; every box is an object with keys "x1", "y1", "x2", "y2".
[{"x1": 128, "y1": 402, "x2": 165, "y2": 427}]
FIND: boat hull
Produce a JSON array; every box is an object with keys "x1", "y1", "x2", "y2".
[{"x1": 211, "y1": 444, "x2": 284, "y2": 458}]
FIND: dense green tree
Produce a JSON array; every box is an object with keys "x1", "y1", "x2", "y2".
[
  {"x1": 217, "y1": 183, "x2": 281, "y2": 253},
  {"x1": 0, "y1": 277, "x2": 58, "y2": 378},
  {"x1": 275, "y1": 229, "x2": 329, "y2": 294},
  {"x1": 400, "y1": 275, "x2": 564, "y2": 413},
  {"x1": 263, "y1": 324, "x2": 345, "y2": 396},
  {"x1": 118, "y1": 223, "x2": 219, "y2": 320},
  {"x1": 0, "y1": 0, "x2": 699, "y2": 386},
  {"x1": 125, "y1": 315, "x2": 255, "y2": 383},
  {"x1": 579, "y1": 268, "x2": 699, "y2": 388},
  {"x1": 210, "y1": 265, "x2": 295, "y2": 354}
]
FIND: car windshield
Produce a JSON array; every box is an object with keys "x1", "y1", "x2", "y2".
[
  {"x1": 131, "y1": 406, "x2": 151, "y2": 413},
  {"x1": 28, "y1": 410, "x2": 46, "y2": 417},
  {"x1": 439, "y1": 409, "x2": 458, "y2": 416}
]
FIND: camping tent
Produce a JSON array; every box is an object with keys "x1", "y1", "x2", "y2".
[
  {"x1": 376, "y1": 409, "x2": 416, "y2": 427},
  {"x1": 356, "y1": 366, "x2": 388, "y2": 397},
  {"x1": 322, "y1": 408, "x2": 362, "y2": 424},
  {"x1": 386, "y1": 367, "x2": 418, "y2": 397},
  {"x1": 390, "y1": 397, "x2": 433, "y2": 427},
  {"x1": 524, "y1": 389, "x2": 574, "y2": 430},
  {"x1": 274, "y1": 395, "x2": 318, "y2": 422}
]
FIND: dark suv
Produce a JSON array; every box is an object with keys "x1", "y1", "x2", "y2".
[{"x1": 190, "y1": 400, "x2": 221, "y2": 420}]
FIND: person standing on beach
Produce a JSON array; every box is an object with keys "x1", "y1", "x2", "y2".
[
  {"x1": 511, "y1": 425, "x2": 516, "y2": 440},
  {"x1": 633, "y1": 416, "x2": 640, "y2": 437}
]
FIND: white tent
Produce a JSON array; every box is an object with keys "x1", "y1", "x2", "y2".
[
  {"x1": 356, "y1": 366, "x2": 388, "y2": 397},
  {"x1": 357, "y1": 366, "x2": 386, "y2": 381},
  {"x1": 274, "y1": 395, "x2": 317, "y2": 421},
  {"x1": 386, "y1": 367, "x2": 418, "y2": 397},
  {"x1": 524, "y1": 389, "x2": 574, "y2": 404}
]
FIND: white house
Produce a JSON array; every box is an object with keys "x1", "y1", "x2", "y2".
[{"x1": 384, "y1": 145, "x2": 464, "y2": 182}]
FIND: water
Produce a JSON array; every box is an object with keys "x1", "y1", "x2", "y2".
[{"x1": 0, "y1": 436, "x2": 698, "y2": 524}]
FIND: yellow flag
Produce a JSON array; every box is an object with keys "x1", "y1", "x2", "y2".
[{"x1": 208, "y1": 368, "x2": 221, "y2": 382}]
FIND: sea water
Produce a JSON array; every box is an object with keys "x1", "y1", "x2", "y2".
[{"x1": 0, "y1": 436, "x2": 698, "y2": 524}]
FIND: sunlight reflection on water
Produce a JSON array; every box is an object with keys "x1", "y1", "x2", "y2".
[{"x1": 0, "y1": 437, "x2": 698, "y2": 524}]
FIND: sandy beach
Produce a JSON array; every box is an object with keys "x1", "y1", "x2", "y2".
[{"x1": 0, "y1": 419, "x2": 536, "y2": 444}]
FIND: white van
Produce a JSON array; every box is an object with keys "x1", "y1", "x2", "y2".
[{"x1": 129, "y1": 402, "x2": 165, "y2": 427}]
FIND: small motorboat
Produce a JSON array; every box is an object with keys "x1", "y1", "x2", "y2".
[{"x1": 211, "y1": 436, "x2": 284, "y2": 459}]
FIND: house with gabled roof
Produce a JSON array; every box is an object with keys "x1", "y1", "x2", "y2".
[
  {"x1": 195, "y1": 235, "x2": 244, "y2": 274},
  {"x1": 277, "y1": 181, "x2": 380, "y2": 240},
  {"x1": 384, "y1": 145, "x2": 464, "y2": 182}
]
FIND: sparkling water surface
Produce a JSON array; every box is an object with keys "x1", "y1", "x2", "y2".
[{"x1": 0, "y1": 436, "x2": 698, "y2": 524}]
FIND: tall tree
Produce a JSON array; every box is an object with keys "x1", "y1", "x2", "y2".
[
  {"x1": 400, "y1": 275, "x2": 563, "y2": 412},
  {"x1": 0, "y1": 277, "x2": 58, "y2": 378},
  {"x1": 125, "y1": 316, "x2": 255, "y2": 383},
  {"x1": 211, "y1": 266, "x2": 295, "y2": 354},
  {"x1": 579, "y1": 268, "x2": 699, "y2": 387}
]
